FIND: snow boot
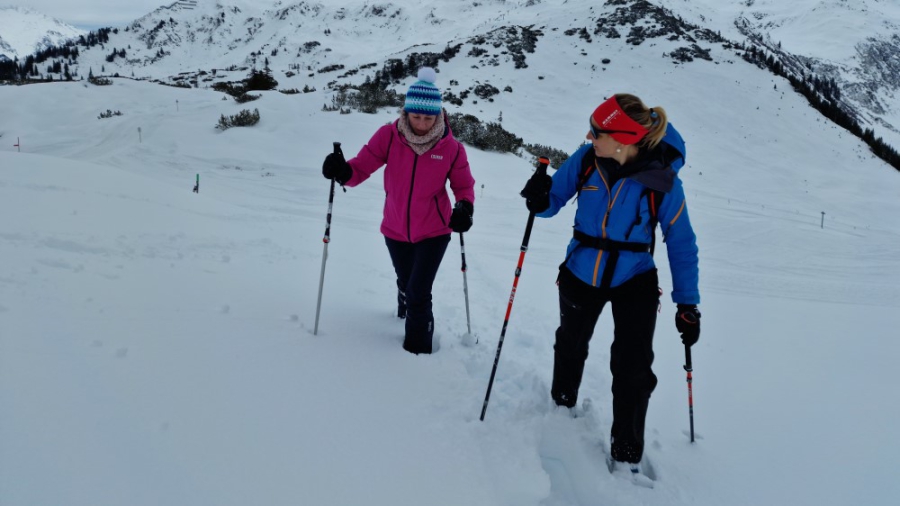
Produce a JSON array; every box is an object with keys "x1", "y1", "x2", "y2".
[{"x1": 402, "y1": 319, "x2": 434, "y2": 355}]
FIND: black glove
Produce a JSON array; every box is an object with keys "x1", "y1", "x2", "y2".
[
  {"x1": 322, "y1": 152, "x2": 353, "y2": 185},
  {"x1": 449, "y1": 200, "x2": 474, "y2": 233},
  {"x1": 675, "y1": 304, "x2": 701, "y2": 347},
  {"x1": 520, "y1": 172, "x2": 552, "y2": 213}
]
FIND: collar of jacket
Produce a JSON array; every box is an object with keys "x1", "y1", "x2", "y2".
[
  {"x1": 394, "y1": 109, "x2": 453, "y2": 142},
  {"x1": 597, "y1": 143, "x2": 677, "y2": 194}
]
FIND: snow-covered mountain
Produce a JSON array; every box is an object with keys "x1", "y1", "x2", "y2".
[
  {"x1": 0, "y1": 5, "x2": 84, "y2": 61},
  {"x1": 7, "y1": 0, "x2": 900, "y2": 156},
  {"x1": 653, "y1": 0, "x2": 900, "y2": 158}
]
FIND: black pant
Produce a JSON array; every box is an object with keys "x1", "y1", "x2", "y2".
[
  {"x1": 384, "y1": 234, "x2": 451, "y2": 354},
  {"x1": 552, "y1": 266, "x2": 660, "y2": 464}
]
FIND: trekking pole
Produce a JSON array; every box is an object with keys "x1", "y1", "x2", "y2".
[
  {"x1": 684, "y1": 344, "x2": 695, "y2": 443},
  {"x1": 314, "y1": 142, "x2": 342, "y2": 336},
  {"x1": 459, "y1": 232, "x2": 474, "y2": 342},
  {"x1": 480, "y1": 156, "x2": 550, "y2": 421}
]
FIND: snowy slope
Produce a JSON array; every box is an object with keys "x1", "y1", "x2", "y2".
[
  {"x1": 2, "y1": 43, "x2": 900, "y2": 506},
  {"x1": 654, "y1": 0, "x2": 900, "y2": 149},
  {"x1": 15, "y1": 0, "x2": 898, "y2": 164},
  {"x1": 0, "y1": 5, "x2": 84, "y2": 60},
  {"x1": 654, "y1": 0, "x2": 900, "y2": 60}
]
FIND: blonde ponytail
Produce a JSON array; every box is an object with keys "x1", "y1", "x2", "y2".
[{"x1": 614, "y1": 93, "x2": 669, "y2": 150}]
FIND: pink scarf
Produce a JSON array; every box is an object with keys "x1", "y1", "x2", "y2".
[{"x1": 398, "y1": 110, "x2": 446, "y2": 155}]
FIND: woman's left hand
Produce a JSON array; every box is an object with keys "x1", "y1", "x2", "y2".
[{"x1": 449, "y1": 201, "x2": 474, "y2": 233}]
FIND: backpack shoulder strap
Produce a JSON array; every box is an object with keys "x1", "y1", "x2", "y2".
[
  {"x1": 575, "y1": 149, "x2": 597, "y2": 198},
  {"x1": 647, "y1": 188, "x2": 664, "y2": 222},
  {"x1": 645, "y1": 188, "x2": 665, "y2": 256}
]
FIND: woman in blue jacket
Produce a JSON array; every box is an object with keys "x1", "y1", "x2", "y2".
[{"x1": 520, "y1": 93, "x2": 701, "y2": 472}]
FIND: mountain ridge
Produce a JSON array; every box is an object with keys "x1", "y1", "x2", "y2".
[
  {"x1": 2, "y1": 0, "x2": 900, "y2": 168},
  {"x1": 0, "y1": 5, "x2": 84, "y2": 60}
]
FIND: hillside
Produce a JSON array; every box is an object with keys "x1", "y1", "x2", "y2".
[
  {"x1": 4, "y1": 0, "x2": 900, "y2": 168},
  {"x1": 0, "y1": 5, "x2": 83, "y2": 60},
  {"x1": 2, "y1": 70, "x2": 899, "y2": 505},
  {"x1": 1, "y1": 2, "x2": 900, "y2": 504}
]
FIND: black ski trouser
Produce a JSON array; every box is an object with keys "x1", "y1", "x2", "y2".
[
  {"x1": 384, "y1": 234, "x2": 451, "y2": 354},
  {"x1": 552, "y1": 266, "x2": 660, "y2": 464}
]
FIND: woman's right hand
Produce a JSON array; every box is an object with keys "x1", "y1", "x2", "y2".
[
  {"x1": 520, "y1": 172, "x2": 552, "y2": 213},
  {"x1": 322, "y1": 153, "x2": 353, "y2": 184}
]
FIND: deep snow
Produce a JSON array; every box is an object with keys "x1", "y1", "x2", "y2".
[{"x1": 1, "y1": 65, "x2": 899, "y2": 505}]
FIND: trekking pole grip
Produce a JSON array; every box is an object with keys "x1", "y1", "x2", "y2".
[
  {"x1": 536, "y1": 156, "x2": 550, "y2": 176},
  {"x1": 521, "y1": 156, "x2": 550, "y2": 248}
]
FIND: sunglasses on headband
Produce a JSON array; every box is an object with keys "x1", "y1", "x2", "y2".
[{"x1": 588, "y1": 120, "x2": 639, "y2": 140}]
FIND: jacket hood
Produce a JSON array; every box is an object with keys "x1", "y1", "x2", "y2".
[{"x1": 599, "y1": 143, "x2": 678, "y2": 193}]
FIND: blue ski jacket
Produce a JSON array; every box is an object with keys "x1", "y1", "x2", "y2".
[{"x1": 537, "y1": 127, "x2": 700, "y2": 304}]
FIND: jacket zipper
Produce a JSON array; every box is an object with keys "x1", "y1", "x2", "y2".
[
  {"x1": 623, "y1": 187, "x2": 644, "y2": 240},
  {"x1": 592, "y1": 170, "x2": 612, "y2": 286},
  {"x1": 434, "y1": 196, "x2": 446, "y2": 226},
  {"x1": 406, "y1": 154, "x2": 419, "y2": 241}
]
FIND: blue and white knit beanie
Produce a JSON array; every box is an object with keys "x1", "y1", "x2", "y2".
[{"x1": 404, "y1": 67, "x2": 442, "y2": 115}]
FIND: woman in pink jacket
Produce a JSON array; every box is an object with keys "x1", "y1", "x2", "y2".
[{"x1": 322, "y1": 67, "x2": 476, "y2": 354}]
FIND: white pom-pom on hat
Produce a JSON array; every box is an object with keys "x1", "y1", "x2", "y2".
[
  {"x1": 405, "y1": 67, "x2": 442, "y2": 115},
  {"x1": 417, "y1": 67, "x2": 437, "y2": 84}
]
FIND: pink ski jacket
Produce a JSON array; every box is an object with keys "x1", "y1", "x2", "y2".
[{"x1": 344, "y1": 118, "x2": 476, "y2": 243}]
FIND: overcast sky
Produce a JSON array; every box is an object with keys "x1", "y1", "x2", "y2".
[{"x1": 19, "y1": 0, "x2": 167, "y2": 30}]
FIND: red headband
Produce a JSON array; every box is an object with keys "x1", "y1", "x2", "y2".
[{"x1": 590, "y1": 96, "x2": 649, "y2": 145}]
